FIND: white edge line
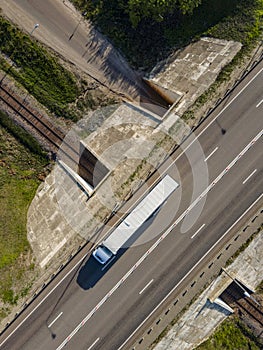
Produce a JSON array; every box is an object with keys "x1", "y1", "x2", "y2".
[
  {"x1": 117, "y1": 192, "x2": 263, "y2": 350},
  {"x1": 256, "y1": 98, "x2": 263, "y2": 108},
  {"x1": 0, "y1": 254, "x2": 88, "y2": 347},
  {"x1": 94, "y1": 66, "x2": 263, "y2": 247},
  {"x1": 56, "y1": 129, "x2": 263, "y2": 349},
  {"x1": 204, "y1": 147, "x2": 218, "y2": 162},
  {"x1": 191, "y1": 224, "x2": 206, "y2": 239},
  {"x1": 243, "y1": 169, "x2": 257, "y2": 184},
  {"x1": 87, "y1": 337, "x2": 100, "y2": 350},
  {"x1": 47, "y1": 311, "x2": 63, "y2": 328},
  {"x1": 1, "y1": 67, "x2": 262, "y2": 348},
  {"x1": 139, "y1": 279, "x2": 154, "y2": 295},
  {"x1": 164, "y1": 67, "x2": 263, "y2": 174}
]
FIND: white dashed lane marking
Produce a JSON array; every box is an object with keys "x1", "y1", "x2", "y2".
[
  {"x1": 243, "y1": 169, "x2": 257, "y2": 184},
  {"x1": 256, "y1": 98, "x2": 263, "y2": 108},
  {"x1": 57, "y1": 129, "x2": 262, "y2": 350},
  {"x1": 87, "y1": 337, "x2": 100, "y2": 350},
  {"x1": 139, "y1": 279, "x2": 154, "y2": 295},
  {"x1": 191, "y1": 224, "x2": 206, "y2": 239},
  {"x1": 204, "y1": 147, "x2": 218, "y2": 162},
  {"x1": 48, "y1": 312, "x2": 63, "y2": 328}
]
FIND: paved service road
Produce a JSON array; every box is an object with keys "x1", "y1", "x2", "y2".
[
  {"x1": 0, "y1": 0, "x2": 169, "y2": 109},
  {"x1": 0, "y1": 61, "x2": 262, "y2": 350}
]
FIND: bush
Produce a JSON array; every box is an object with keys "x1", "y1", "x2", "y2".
[{"x1": 70, "y1": 0, "x2": 263, "y2": 70}]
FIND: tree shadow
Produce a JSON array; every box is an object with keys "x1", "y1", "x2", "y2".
[{"x1": 85, "y1": 0, "x2": 242, "y2": 71}]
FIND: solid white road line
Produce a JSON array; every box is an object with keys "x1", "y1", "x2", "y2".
[
  {"x1": 256, "y1": 98, "x2": 263, "y2": 108},
  {"x1": 243, "y1": 169, "x2": 257, "y2": 184},
  {"x1": 191, "y1": 224, "x2": 206, "y2": 239},
  {"x1": 204, "y1": 147, "x2": 218, "y2": 162},
  {"x1": 94, "y1": 67, "x2": 263, "y2": 250},
  {"x1": 87, "y1": 337, "x2": 100, "y2": 350},
  {"x1": 164, "y1": 67, "x2": 263, "y2": 174},
  {"x1": 57, "y1": 131, "x2": 263, "y2": 350},
  {"x1": 47, "y1": 312, "x2": 63, "y2": 328},
  {"x1": 117, "y1": 192, "x2": 263, "y2": 350},
  {"x1": 1, "y1": 68, "x2": 262, "y2": 349},
  {"x1": 0, "y1": 254, "x2": 89, "y2": 348},
  {"x1": 139, "y1": 279, "x2": 154, "y2": 295}
]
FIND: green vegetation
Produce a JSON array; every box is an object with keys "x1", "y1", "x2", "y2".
[
  {"x1": 73, "y1": 0, "x2": 203, "y2": 27},
  {"x1": 0, "y1": 110, "x2": 46, "y2": 157},
  {"x1": 0, "y1": 110, "x2": 48, "y2": 308},
  {"x1": 0, "y1": 16, "x2": 79, "y2": 120},
  {"x1": 226, "y1": 224, "x2": 263, "y2": 267},
  {"x1": 195, "y1": 316, "x2": 262, "y2": 350},
  {"x1": 256, "y1": 280, "x2": 263, "y2": 293},
  {"x1": 71, "y1": 0, "x2": 262, "y2": 70},
  {"x1": 179, "y1": 0, "x2": 262, "y2": 122},
  {"x1": 78, "y1": 0, "x2": 203, "y2": 27}
]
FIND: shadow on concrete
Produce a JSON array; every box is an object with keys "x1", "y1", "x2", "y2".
[{"x1": 81, "y1": 27, "x2": 170, "y2": 111}]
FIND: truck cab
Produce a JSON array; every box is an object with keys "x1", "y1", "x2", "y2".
[{"x1": 92, "y1": 246, "x2": 113, "y2": 264}]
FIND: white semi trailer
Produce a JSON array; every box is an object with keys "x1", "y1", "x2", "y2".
[{"x1": 92, "y1": 175, "x2": 179, "y2": 264}]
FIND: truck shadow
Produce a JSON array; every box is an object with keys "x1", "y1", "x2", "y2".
[
  {"x1": 77, "y1": 256, "x2": 104, "y2": 290},
  {"x1": 76, "y1": 248, "x2": 128, "y2": 290},
  {"x1": 77, "y1": 212, "x2": 160, "y2": 290}
]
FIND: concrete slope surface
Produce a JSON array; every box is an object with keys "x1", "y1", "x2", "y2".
[{"x1": 0, "y1": 60, "x2": 262, "y2": 350}]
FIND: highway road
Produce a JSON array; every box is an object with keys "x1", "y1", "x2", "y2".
[{"x1": 0, "y1": 61, "x2": 262, "y2": 349}]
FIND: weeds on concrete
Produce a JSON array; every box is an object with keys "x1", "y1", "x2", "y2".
[
  {"x1": 195, "y1": 316, "x2": 262, "y2": 350},
  {"x1": 226, "y1": 225, "x2": 263, "y2": 267},
  {"x1": 180, "y1": 0, "x2": 263, "y2": 121}
]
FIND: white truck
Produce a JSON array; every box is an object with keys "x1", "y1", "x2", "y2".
[{"x1": 92, "y1": 175, "x2": 179, "y2": 264}]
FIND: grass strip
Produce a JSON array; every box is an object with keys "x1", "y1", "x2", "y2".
[
  {"x1": 0, "y1": 16, "x2": 79, "y2": 120},
  {"x1": 0, "y1": 111, "x2": 48, "y2": 309}
]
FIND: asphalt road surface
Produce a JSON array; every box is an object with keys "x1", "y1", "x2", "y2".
[
  {"x1": 0, "y1": 0, "x2": 169, "y2": 109},
  {"x1": 0, "y1": 61, "x2": 262, "y2": 350}
]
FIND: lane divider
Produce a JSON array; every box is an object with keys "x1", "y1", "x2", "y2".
[
  {"x1": 139, "y1": 279, "x2": 154, "y2": 295},
  {"x1": 204, "y1": 147, "x2": 218, "y2": 162},
  {"x1": 47, "y1": 312, "x2": 63, "y2": 328},
  {"x1": 243, "y1": 169, "x2": 257, "y2": 184},
  {"x1": 191, "y1": 224, "x2": 206, "y2": 239},
  {"x1": 118, "y1": 194, "x2": 263, "y2": 350},
  {"x1": 56, "y1": 130, "x2": 262, "y2": 350},
  {"x1": 87, "y1": 337, "x2": 100, "y2": 350},
  {"x1": 1, "y1": 60, "x2": 262, "y2": 350},
  {"x1": 256, "y1": 98, "x2": 263, "y2": 108}
]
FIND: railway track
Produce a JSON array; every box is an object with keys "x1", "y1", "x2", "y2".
[
  {"x1": 0, "y1": 83, "x2": 108, "y2": 186},
  {"x1": 221, "y1": 282, "x2": 263, "y2": 328},
  {"x1": 0, "y1": 83, "x2": 66, "y2": 149}
]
